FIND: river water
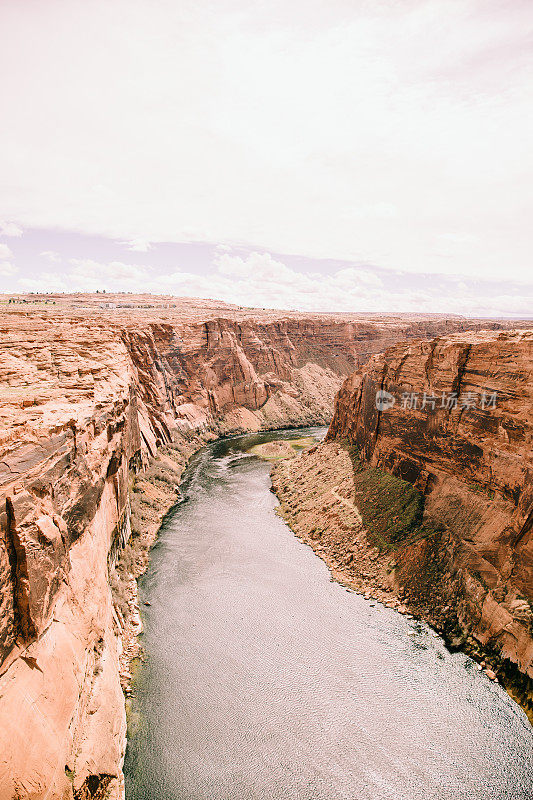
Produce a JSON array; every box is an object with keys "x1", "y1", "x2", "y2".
[{"x1": 124, "y1": 427, "x2": 533, "y2": 800}]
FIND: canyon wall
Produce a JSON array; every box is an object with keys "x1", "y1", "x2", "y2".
[
  {"x1": 0, "y1": 300, "x2": 525, "y2": 799},
  {"x1": 324, "y1": 329, "x2": 533, "y2": 713}
]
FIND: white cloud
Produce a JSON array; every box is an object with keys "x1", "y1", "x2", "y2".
[
  {"x1": 122, "y1": 238, "x2": 152, "y2": 252},
  {"x1": 156, "y1": 250, "x2": 532, "y2": 317},
  {"x1": 67, "y1": 259, "x2": 152, "y2": 289},
  {"x1": 15, "y1": 259, "x2": 152, "y2": 293},
  {"x1": 40, "y1": 250, "x2": 61, "y2": 262},
  {"x1": 334, "y1": 267, "x2": 383, "y2": 289},
  {"x1": 0, "y1": 221, "x2": 23, "y2": 237},
  {"x1": 0, "y1": 243, "x2": 13, "y2": 260},
  {"x1": 0, "y1": 1, "x2": 530, "y2": 285},
  {"x1": 10, "y1": 241, "x2": 532, "y2": 317},
  {"x1": 216, "y1": 252, "x2": 303, "y2": 284},
  {"x1": 160, "y1": 251, "x2": 402, "y2": 311},
  {"x1": 0, "y1": 261, "x2": 17, "y2": 277},
  {"x1": 18, "y1": 274, "x2": 66, "y2": 291}
]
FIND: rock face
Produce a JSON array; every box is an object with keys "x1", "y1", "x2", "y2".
[
  {"x1": 326, "y1": 329, "x2": 533, "y2": 715},
  {"x1": 0, "y1": 297, "x2": 527, "y2": 798}
]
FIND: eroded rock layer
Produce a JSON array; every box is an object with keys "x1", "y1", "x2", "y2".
[
  {"x1": 323, "y1": 329, "x2": 533, "y2": 715},
  {"x1": 0, "y1": 298, "x2": 525, "y2": 798}
]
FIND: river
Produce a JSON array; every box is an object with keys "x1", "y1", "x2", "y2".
[{"x1": 124, "y1": 427, "x2": 533, "y2": 800}]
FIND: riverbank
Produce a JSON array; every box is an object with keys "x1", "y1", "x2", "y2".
[
  {"x1": 271, "y1": 441, "x2": 413, "y2": 609},
  {"x1": 111, "y1": 431, "x2": 216, "y2": 696},
  {"x1": 271, "y1": 440, "x2": 533, "y2": 724}
]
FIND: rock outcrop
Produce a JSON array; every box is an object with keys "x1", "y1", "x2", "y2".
[
  {"x1": 282, "y1": 329, "x2": 533, "y2": 718},
  {"x1": 0, "y1": 297, "x2": 528, "y2": 798}
]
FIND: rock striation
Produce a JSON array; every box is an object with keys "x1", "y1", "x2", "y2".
[
  {"x1": 0, "y1": 296, "x2": 528, "y2": 799},
  {"x1": 322, "y1": 330, "x2": 533, "y2": 715}
]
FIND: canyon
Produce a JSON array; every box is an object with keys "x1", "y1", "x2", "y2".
[
  {"x1": 272, "y1": 328, "x2": 533, "y2": 721},
  {"x1": 0, "y1": 294, "x2": 529, "y2": 800}
]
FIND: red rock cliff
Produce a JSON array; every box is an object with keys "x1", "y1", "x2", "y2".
[
  {"x1": 327, "y1": 329, "x2": 533, "y2": 713},
  {"x1": 0, "y1": 300, "x2": 524, "y2": 798}
]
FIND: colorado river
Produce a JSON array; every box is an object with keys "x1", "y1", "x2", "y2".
[{"x1": 124, "y1": 428, "x2": 533, "y2": 800}]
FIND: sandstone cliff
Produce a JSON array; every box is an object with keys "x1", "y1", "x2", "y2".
[
  {"x1": 0, "y1": 298, "x2": 526, "y2": 798},
  {"x1": 275, "y1": 329, "x2": 533, "y2": 720}
]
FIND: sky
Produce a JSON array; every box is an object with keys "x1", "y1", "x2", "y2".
[{"x1": 0, "y1": 0, "x2": 531, "y2": 316}]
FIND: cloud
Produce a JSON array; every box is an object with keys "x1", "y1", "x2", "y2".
[
  {"x1": 0, "y1": 261, "x2": 17, "y2": 277},
  {"x1": 40, "y1": 250, "x2": 61, "y2": 262},
  {"x1": 0, "y1": 243, "x2": 13, "y2": 260},
  {"x1": 334, "y1": 267, "x2": 384, "y2": 289},
  {"x1": 0, "y1": 1, "x2": 531, "y2": 284},
  {"x1": 67, "y1": 259, "x2": 152, "y2": 289},
  {"x1": 169, "y1": 250, "x2": 407, "y2": 312},
  {"x1": 18, "y1": 272, "x2": 67, "y2": 291},
  {"x1": 213, "y1": 253, "x2": 386, "y2": 306},
  {"x1": 16, "y1": 259, "x2": 153, "y2": 293},
  {"x1": 0, "y1": 221, "x2": 23, "y2": 237},
  {"x1": 153, "y1": 249, "x2": 532, "y2": 317},
  {"x1": 10, "y1": 240, "x2": 532, "y2": 318},
  {"x1": 216, "y1": 252, "x2": 304, "y2": 284},
  {"x1": 122, "y1": 238, "x2": 152, "y2": 252}
]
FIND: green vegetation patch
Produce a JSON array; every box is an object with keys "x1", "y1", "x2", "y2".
[
  {"x1": 250, "y1": 437, "x2": 315, "y2": 461},
  {"x1": 350, "y1": 452, "x2": 426, "y2": 551},
  {"x1": 468, "y1": 482, "x2": 495, "y2": 500},
  {"x1": 288, "y1": 436, "x2": 316, "y2": 450}
]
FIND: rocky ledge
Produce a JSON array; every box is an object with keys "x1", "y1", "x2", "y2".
[{"x1": 273, "y1": 329, "x2": 533, "y2": 721}]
